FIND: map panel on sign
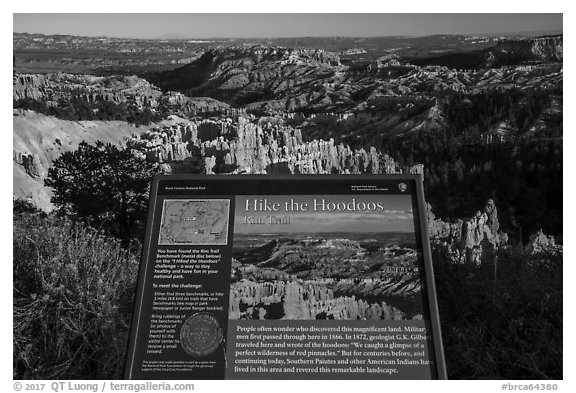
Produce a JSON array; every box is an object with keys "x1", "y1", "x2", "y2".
[{"x1": 158, "y1": 199, "x2": 230, "y2": 245}]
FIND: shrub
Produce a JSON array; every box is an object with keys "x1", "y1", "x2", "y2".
[
  {"x1": 433, "y1": 245, "x2": 562, "y2": 379},
  {"x1": 45, "y1": 141, "x2": 159, "y2": 242},
  {"x1": 13, "y1": 213, "x2": 140, "y2": 379}
]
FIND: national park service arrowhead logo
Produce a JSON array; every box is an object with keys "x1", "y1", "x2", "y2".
[{"x1": 398, "y1": 183, "x2": 407, "y2": 192}]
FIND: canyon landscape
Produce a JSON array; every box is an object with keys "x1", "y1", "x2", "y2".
[
  {"x1": 229, "y1": 234, "x2": 423, "y2": 321},
  {"x1": 12, "y1": 14, "x2": 563, "y2": 380}
]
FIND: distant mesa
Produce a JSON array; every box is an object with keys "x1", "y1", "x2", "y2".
[{"x1": 410, "y1": 35, "x2": 562, "y2": 70}]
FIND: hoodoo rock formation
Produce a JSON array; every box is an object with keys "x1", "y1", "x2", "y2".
[
  {"x1": 427, "y1": 199, "x2": 507, "y2": 265},
  {"x1": 524, "y1": 229, "x2": 563, "y2": 270},
  {"x1": 229, "y1": 279, "x2": 405, "y2": 320},
  {"x1": 127, "y1": 116, "x2": 420, "y2": 175},
  {"x1": 13, "y1": 110, "x2": 420, "y2": 211},
  {"x1": 13, "y1": 150, "x2": 45, "y2": 179}
]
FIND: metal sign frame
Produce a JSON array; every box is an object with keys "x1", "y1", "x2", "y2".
[{"x1": 125, "y1": 174, "x2": 447, "y2": 380}]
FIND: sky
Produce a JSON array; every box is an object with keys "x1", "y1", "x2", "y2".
[
  {"x1": 234, "y1": 195, "x2": 415, "y2": 234},
  {"x1": 13, "y1": 13, "x2": 562, "y2": 39}
]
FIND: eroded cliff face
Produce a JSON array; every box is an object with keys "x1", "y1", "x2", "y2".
[
  {"x1": 484, "y1": 35, "x2": 563, "y2": 67},
  {"x1": 12, "y1": 110, "x2": 156, "y2": 211},
  {"x1": 530, "y1": 36, "x2": 563, "y2": 62},
  {"x1": 229, "y1": 279, "x2": 406, "y2": 320},
  {"x1": 13, "y1": 73, "x2": 163, "y2": 107},
  {"x1": 150, "y1": 46, "x2": 352, "y2": 113},
  {"x1": 13, "y1": 73, "x2": 235, "y2": 117},
  {"x1": 217, "y1": 46, "x2": 343, "y2": 71},
  {"x1": 13, "y1": 74, "x2": 51, "y2": 101},
  {"x1": 127, "y1": 116, "x2": 422, "y2": 175},
  {"x1": 144, "y1": 39, "x2": 562, "y2": 118},
  {"x1": 427, "y1": 199, "x2": 507, "y2": 265}
]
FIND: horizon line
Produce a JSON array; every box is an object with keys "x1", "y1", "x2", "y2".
[{"x1": 13, "y1": 29, "x2": 563, "y2": 41}]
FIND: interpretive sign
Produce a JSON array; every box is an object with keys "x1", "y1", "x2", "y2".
[{"x1": 124, "y1": 175, "x2": 447, "y2": 380}]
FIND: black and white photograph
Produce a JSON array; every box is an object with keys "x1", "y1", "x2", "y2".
[
  {"x1": 229, "y1": 195, "x2": 424, "y2": 321},
  {"x1": 11, "y1": 9, "x2": 564, "y2": 382}
]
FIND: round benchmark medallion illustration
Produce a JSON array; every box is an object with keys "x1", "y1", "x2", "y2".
[{"x1": 180, "y1": 312, "x2": 224, "y2": 357}]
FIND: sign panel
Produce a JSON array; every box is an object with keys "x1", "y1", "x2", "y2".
[{"x1": 124, "y1": 175, "x2": 447, "y2": 380}]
